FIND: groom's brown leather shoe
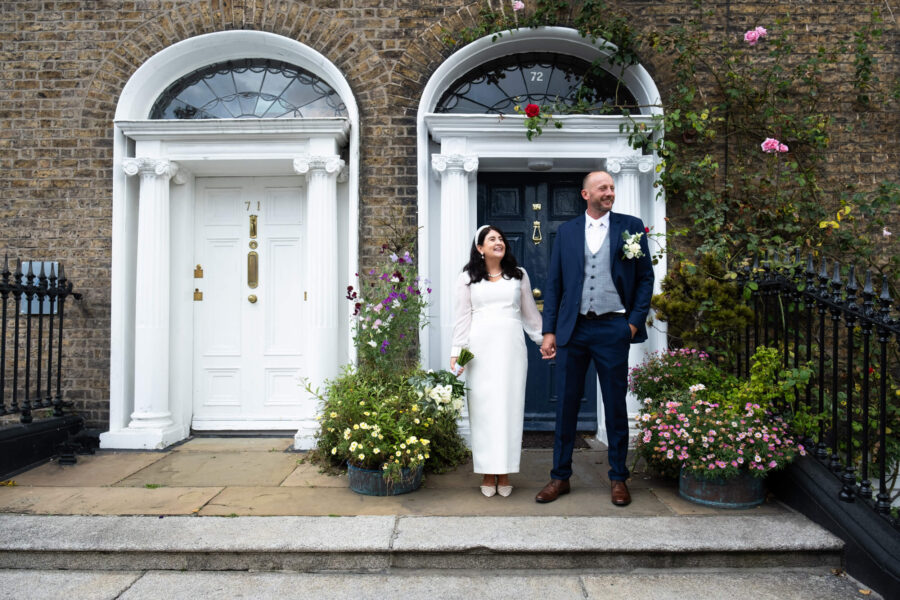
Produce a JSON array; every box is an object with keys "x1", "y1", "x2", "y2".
[
  {"x1": 610, "y1": 481, "x2": 631, "y2": 506},
  {"x1": 535, "y1": 479, "x2": 570, "y2": 503}
]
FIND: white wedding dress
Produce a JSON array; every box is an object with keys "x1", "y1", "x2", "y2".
[{"x1": 451, "y1": 268, "x2": 544, "y2": 474}]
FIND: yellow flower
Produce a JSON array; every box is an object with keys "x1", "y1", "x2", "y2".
[
  {"x1": 414, "y1": 418, "x2": 420, "y2": 424},
  {"x1": 400, "y1": 443, "x2": 406, "y2": 449},
  {"x1": 424, "y1": 453, "x2": 430, "y2": 459},
  {"x1": 373, "y1": 448, "x2": 381, "y2": 454},
  {"x1": 330, "y1": 412, "x2": 338, "y2": 418},
  {"x1": 396, "y1": 451, "x2": 402, "y2": 457},
  {"x1": 411, "y1": 405, "x2": 419, "y2": 412},
  {"x1": 358, "y1": 453, "x2": 365, "y2": 460},
  {"x1": 353, "y1": 424, "x2": 359, "y2": 430},
  {"x1": 331, "y1": 447, "x2": 337, "y2": 455}
]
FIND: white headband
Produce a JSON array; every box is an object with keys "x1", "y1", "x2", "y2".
[{"x1": 474, "y1": 224, "x2": 491, "y2": 245}]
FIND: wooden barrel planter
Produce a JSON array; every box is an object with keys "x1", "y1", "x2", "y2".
[
  {"x1": 678, "y1": 468, "x2": 766, "y2": 509},
  {"x1": 347, "y1": 463, "x2": 424, "y2": 496}
]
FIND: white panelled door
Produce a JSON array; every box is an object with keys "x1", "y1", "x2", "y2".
[{"x1": 192, "y1": 177, "x2": 306, "y2": 430}]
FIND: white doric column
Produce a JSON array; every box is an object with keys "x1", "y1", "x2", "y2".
[
  {"x1": 293, "y1": 155, "x2": 344, "y2": 446},
  {"x1": 606, "y1": 156, "x2": 654, "y2": 218},
  {"x1": 432, "y1": 153, "x2": 478, "y2": 352},
  {"x1": 118, "y1": 157, "x2": 182, "y2": 447}
]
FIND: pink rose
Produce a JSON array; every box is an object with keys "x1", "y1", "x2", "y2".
[
  {"x1": 761, "y1": 137, "x2": 787, "y2": 153},
  {"x1": 524, "y1": 103, "x2": 540, "y2": 118},
  {"x1": 512, "y1": 0, "x2": 525, "y2": 11},
  {"x1": 744, "y1": 29, "x2": 760, "y2": 45},
  {"x1": 755, "y1": 26, "x2": 768, "y2": 37}
]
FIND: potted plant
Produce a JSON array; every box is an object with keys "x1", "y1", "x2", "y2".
[
  {"x1": 632, "y1": 346, "x2": 812, "y2": 508},
  {"x1": 310, "y1": 242, "x2": 468, "y2": 495}
]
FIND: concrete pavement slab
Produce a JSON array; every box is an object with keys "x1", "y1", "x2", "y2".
[
  {"x1": 118, "y1": 571, "x2": 587, "y2": 600},
  {"x1": 280, "y1": 462, "x2": 350, "y2": 487},
  {"x1": 9, "y1": 452, "x2": 166, "y2": 487},
  {"x1": 391, "y1": 514, "x2": 844, "y2": 552},
  {"x1": 198, "y1": 482, "x2": 672, "y2": 517},
  {"x1": 649, "y1": 485, "x2": 788, "y2": 516},
  {"x1": 0, "y1": 569, "x2": 142, "y2": 600},
  {"x1": 171, "y1": 437, "x2": 294, "y2": 453},
  {"x1": 115, "y1": 450, "x2": 300, "y2": 487},
  {"x1": 581, "y1": 568, "x2": 880, "y2": 600},
  {"x1": 0, "y1": 486, "x2": 221, "y2": 515},
  {"x1": 0, "y1": 514, "x2": 397, "y2": 552}
]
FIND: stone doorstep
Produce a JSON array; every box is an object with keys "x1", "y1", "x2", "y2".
[{"x1": 0, "y1": 513, "x2": 844, "y2": 572}]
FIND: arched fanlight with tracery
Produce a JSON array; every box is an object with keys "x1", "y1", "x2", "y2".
[
  {"x1": 435, "y1": 52, "x2": 637, "y2": 114},
  {"x1": 150, "y1": 58, "x2": 347, "y2": 119}
]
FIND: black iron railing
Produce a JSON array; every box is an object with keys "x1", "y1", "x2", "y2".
[
  {"x1": 735, "y1": 253, "x2": 899, "y2": 526},
  {"x1": 0, "y1": 256, "x2": 81, "y2": 424}
]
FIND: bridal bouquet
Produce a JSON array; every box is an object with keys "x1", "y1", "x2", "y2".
[{"x1": 452, "y1": 347, "x2": 475, "y2": 376}]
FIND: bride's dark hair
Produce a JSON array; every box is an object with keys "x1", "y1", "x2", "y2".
[{"x1": 463, "y1": 225, "x2": 524, "y2": 285}]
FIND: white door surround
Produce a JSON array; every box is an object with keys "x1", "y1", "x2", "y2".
[
  {"x1": 102, "y1": 31, "x2": 358, "y2": 450},
  {"x1": 416, "y1": 27, "x2": 668, "y2": 444}
]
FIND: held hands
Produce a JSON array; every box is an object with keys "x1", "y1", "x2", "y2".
[{"x1": 540, "y1": 333, "x2": 557, "y2": 360}]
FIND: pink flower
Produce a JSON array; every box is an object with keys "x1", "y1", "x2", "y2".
[
  {"x1": 884, "y1": 228, "x2": 892, "y2": 238},
  {"x1": 744, "y1": 26, "x2": 767, "y2": 45},
  {"x1": 761, "y1": 137, "x2": 788, "y2": 153},
  {"x1": 512, "y1": 0, "x2": 525, "y2": 11}
]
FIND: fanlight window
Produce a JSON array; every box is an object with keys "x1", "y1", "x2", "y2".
[
  {"x1": 435, "y1": 53, "x2": 637, "y2": 114},
  {"x1": 150, "y1": 58, "x2": 347, "y2": 119}
]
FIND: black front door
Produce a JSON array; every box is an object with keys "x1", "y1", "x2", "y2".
[{"x1": 477, "y1": 173, "x2": 598, "y2": 432}]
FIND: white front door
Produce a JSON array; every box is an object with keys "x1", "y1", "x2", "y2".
[{"x1": 192, "y1": 177, "x2": 307, "y2": 430}]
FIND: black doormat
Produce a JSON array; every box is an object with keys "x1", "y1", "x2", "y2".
[{"x1": 522, "y1": 431, "x2": 591, "y2": 449}]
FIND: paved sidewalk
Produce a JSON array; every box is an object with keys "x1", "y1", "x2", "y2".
[
  {"x1": 1, "y1": 436, "x2": 790, "y2": 517},
  {"x1": 0, "y1": 438, "x2": 883, "y2": 599}
]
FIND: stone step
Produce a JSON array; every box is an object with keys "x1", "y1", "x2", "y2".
[
  {"x1": 0, "y1": 567, "x2": 882, "y2": 600},
  {"x1": 0, "y1": 513, "x2": 843, "y2": 572}
]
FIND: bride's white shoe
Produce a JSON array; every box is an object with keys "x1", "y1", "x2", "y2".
[
  {"x1": 497, "y1": 485, "x2": 513, "y2": 497},
  {"x1": 480, "y1": 485, "x2": 497, "y2": 497}
]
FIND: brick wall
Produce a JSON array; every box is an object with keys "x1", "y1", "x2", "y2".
[{"x1": 1, "y1": 0, "x2": 896, "y2": 428}]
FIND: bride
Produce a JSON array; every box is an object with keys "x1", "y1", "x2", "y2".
[{"x1": 450, "y1": 225, "x2": 543, "y2": 497}]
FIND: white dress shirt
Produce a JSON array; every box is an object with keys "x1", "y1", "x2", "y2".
[{"x1": 585, "y1": 211, "x2": 610, "y2": 255}]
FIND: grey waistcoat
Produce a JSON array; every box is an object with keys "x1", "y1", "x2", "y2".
[{"x1": 579, "y1": 231, "x2": 625, "y2": 315}]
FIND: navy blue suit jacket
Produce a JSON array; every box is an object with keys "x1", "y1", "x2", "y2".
[{"x1": 542, "y1": 212, "x2": 654, "y2": 346}]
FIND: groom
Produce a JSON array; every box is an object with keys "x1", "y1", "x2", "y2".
[{"x1": 537, "y1": 170, "x2": 654, "y2": 506}]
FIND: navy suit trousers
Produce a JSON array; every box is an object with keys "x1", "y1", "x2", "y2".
[{"x1": 551, "y1": 315, "x2": 632, "y2": 482}]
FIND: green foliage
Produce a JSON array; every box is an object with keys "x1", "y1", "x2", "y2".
[
  {"x1": 650, "y1": 254, "x2": 753, "y2": 360},
  {"x1": 628, "y1": 347, "x2": 735, "y2": 403},
  {"x1": 348, "y1": 244, "x2": 429, "y2": 372}
]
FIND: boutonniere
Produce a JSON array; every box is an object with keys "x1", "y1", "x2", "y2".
[{"x1": 621, "y1": 231, "x2": 645, "y2": 260}]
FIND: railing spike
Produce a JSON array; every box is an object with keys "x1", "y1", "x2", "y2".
[
  {"x1": 806, "y1": 253, "x2": 815, "y2": 275},
  {"x1": 863, "y1": 270, "x2": 874, "y2": 296},
  {"x1": 14, "y1": 258, "x2": 22, "y2": 276},
  {"x1": 831, "y1": 261, "x2": 842, "y2": 285},
  {"x1": 879, "y1": 275, "x2": 892, "y2": 303}
]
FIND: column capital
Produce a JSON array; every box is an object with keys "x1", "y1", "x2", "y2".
[
  {"x1": 606, "y1": 156, "x2": 654, "y2": 175},
  {"x1": 122, "y1": 157, "x2": 179, "y2": 180},
  {"x1": 431, "y1": 154, "x2": 478, "y2": 177},
  {"x1": 292, "y1": 155, "x2": 345, "y2": 176}
]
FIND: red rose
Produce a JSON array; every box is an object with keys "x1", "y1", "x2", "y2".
[
  {"x1": 525, "y1": 103, "x2": 540, "y2": 118},
  {"x1": 644, "y1": 227, "x2": 650, "y2": 233}
]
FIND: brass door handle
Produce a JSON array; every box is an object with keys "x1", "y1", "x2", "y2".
[{"x1": 248, "y1": 294, "x2": 258, "y2": 304}]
